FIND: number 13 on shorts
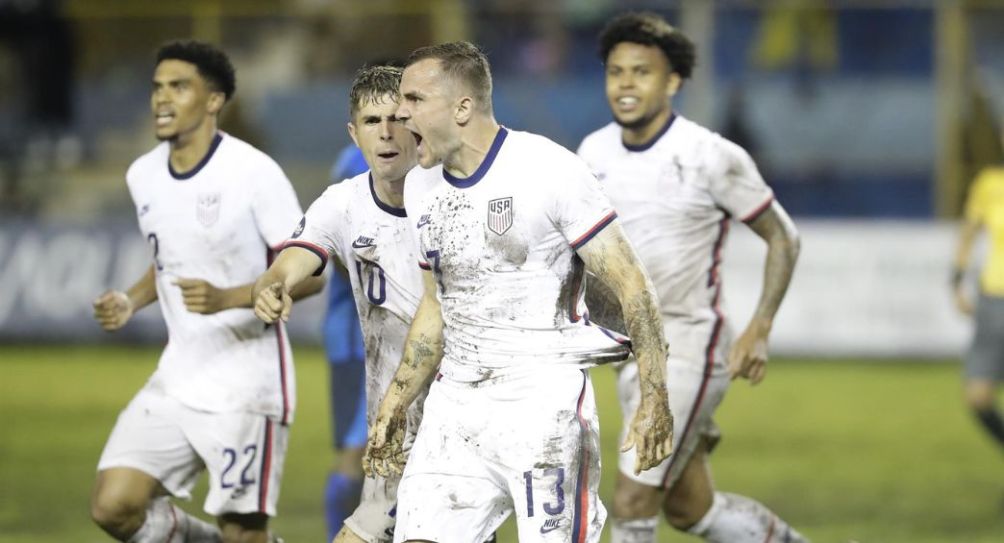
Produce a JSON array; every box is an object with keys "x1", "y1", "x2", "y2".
[{"x1": 522, "y1": 467, "x2": 565, "y2": 518}]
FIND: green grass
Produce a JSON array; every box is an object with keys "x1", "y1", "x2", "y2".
[{"x1": 1, "y1": 345, "x2": 1002, "y2": 542}]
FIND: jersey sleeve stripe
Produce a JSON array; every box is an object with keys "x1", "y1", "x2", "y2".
[
  {"x1": 740, "y1": 195, "x2": 774, "y2": 223},
  {"x1": 569, "y1": 211, "x2": 618, "y2": 250},
  {"x1": 281, "y1": 240, "x2": 328, "y2": 276}
]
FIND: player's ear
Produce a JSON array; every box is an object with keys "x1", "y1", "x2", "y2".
[
  {"x1": 666, "y1": 72, "x2": 682, "y2": 99},
  {"x1": 455, "y1": 96, "x2": 473, "y2": 125},
  {"x1": 207, "y1": 91, "x2": 226, "y2": 115},
  {"x1": 347, "y1": 121, "x2": 360, "y2": 147}
]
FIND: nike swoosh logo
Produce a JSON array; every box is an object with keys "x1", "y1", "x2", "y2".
[
  {"x1": 352, "y1": 236, "x2": 375, "y2": 249},
  {"x1": 540, "y1": 525, "x2": 562, "y2": 534}
]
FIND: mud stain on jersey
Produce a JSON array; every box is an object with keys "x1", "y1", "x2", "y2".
[
  {"x1": 484, "y1": 227, "x2": 529, "y2": 267},
  {"x1": 553, "y1": 255, "x2": 583, "y2": 325}
]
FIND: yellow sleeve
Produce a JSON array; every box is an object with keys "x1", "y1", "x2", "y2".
[{"x1": 964, "y1": 170, "x2": 991, "y2": 223}]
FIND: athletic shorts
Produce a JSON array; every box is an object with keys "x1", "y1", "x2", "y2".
[
  {"x1": 97, "y1": 384, "x2": 288, "y2": 517},
  {"x1": 617, "y1": 358, "x2": 728, "y2": 489},
  {"x1": 394, "y1": 367, "x2": 605, "y2": 543},
  {"x1": 344, "y1": 377, "x2": 425, "y2": 543},
  {"x1": 966, "y1": 293, "x2": 1004, "y2": 381},
  {"x1": 329, "y1": 359, "x2": 369, "y2": 449},
  {"x1": 343, "y1": 475, "x2": 400, "y2": 542}
]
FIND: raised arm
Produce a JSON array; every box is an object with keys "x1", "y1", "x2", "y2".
[
  {"x1": 364, "y1": 269, "x2": 444, "y2": 477},
  {"x1": 251, "y1": 246, "x2": 328, "y2": 323},
  {"x1": 92, "y1": 265, "x2": 158, "y2": 331},
  {"x1": 576, "y1": 221, "x2": 673, "y2": 474},
  {"x1": 728, "y1": 201, "x2": 800, "y2": 384}
]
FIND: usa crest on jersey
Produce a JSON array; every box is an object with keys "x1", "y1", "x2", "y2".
[
  {"x1": 487, "y1": 197, "x2": 513, "y2": 235},
  {"x1": 197, "y1": 192, "x2": 221, "y2": 227}
]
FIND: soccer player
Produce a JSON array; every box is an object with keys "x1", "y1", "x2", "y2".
[
  {"x1": 89, "y1": 40, "x2": 322, "y2": 543},
  {"x1": 323, "y1": 144, "x2": 369, "y2": 542},
  {"x1": 361, "y1": 41, "x2": 674, "y2": 543},
  {"x1": 576, "y1": 13, "x2": 805, "y2": 543},
  {"x1": 952, "y1": 131, "x2": 1004, "y2": 458},
  {"x1": 251, "y1": 65, "x2": 424, "y2": 543}
]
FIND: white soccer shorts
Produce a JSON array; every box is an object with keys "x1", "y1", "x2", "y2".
[
  {"x1": 393, "y1": 367, "x2": 606, "y2": 543},
  {"x1": 97, "y1": 384, "x2": 288, "y2": 516},
  {"x1": 617, "y1": 358, "x2": 729, "y2": 489}
]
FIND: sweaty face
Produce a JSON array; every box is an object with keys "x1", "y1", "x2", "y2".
[
  {"x1": 349, "y1": 94, "x2": 418, "y2": 182},
  {"x1": 151, "y1": 59, "x2": 219, "y2": 142},
  {"x1": 605, "y1": 42, "x2": 677, "y2": 131},
  {"x1": 396, "y1": 59, "x2": 459, "y2": 169}
]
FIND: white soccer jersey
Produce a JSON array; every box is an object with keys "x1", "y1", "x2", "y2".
[
  {"x1": 126, "y1": 132, "x2": 302, "y2": 422},
  {"x1": 284, "y1": 171, "x2": 423, "y2": 424},
  {"x1": 577, "y1": 115, "x2": 774, "y2": 372},
  {"x1": 403, "y1": 127, "x2": 630, "y2": 383}
]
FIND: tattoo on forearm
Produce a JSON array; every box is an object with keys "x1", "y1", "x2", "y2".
[
  {"x1": 584, "y1": 274, "x2": 626, "y2": 334},
  {"x1": 624, "y1": 291, "x2": 668, "y2": 394},
  {"x1": 406, "y1": 332, "x2": 439, "y2": 367}
]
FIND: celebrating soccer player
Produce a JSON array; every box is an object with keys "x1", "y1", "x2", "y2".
[
  {"x1": 362, "y1": 41, "x2": 674, "y2": 543},
  {"x1": 577, "y1": 12, "x2": 806, "y2": 543},
  {"x1": 90, "y1": 40, "x2": 322, "y2": 543}
]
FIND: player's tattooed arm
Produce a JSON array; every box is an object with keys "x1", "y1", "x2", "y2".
[
  {"x1": 252, "y1": 246, "x2": 328, "y2": 322},
  {"x1": 583, "y1": 272, "x2": 627, "y2": 335},
  {"x1": 729, "y1": 202, "x2": 800, "y2": 384},
  {"x1": 365, "y1": 270, "x2": 444, "y2": 478},
  {"x1": 576, "y1": 221, "x2": 674, "y2": 474},
  {"x1": 92, "y1": 265, "x2": 158, "y2": 331}
]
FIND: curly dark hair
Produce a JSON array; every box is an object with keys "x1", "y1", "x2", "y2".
[
  {"x1": 156, "y1": 40, "x2": 236, "y2": 101},
  {"x1": 348, "y1": 65, "x2": 403, "y2": 117},
  {"x1": 598, "y1": 12, "x2": 696, "y2": 79},
  {"x1": 407, "y1": 41, "x2": 493, "y2": 113}
]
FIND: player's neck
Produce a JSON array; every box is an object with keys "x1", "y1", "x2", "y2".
[
  {"x1": 621, "y1": 107, "x2": 674, "y2": 147},
  {"x1": 372, "y1": 175, "x2": 405, "y2": 208},
  {"x1": 443, "y1": 117, "x2": 501, "y2": 179},
  {"x1": 169, "y1": 122, "x2": 219, "y2": 174}
]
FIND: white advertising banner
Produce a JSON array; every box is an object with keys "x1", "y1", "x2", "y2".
[
  {"x1": 0, "y1": 220, "x2": 977, "y2": 358},
  {"x1": 0, "y1": 221, "x2": 325, "y2": 344},
  {"x1": 720, "y1": 220, "x2": 973, "y2": 358}
]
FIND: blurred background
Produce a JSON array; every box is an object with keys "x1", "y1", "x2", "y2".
[{"x1": 2, "y1": 1, "x2": 1004, "y2": 542}]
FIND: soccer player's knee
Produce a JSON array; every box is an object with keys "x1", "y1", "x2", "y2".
[
  {"x1": 662, "y1": 484, "x2": 709, "y2": 530},
  {"x1": 965, "y1": 389, "x2": 996, "y2": 411},
  {"x1": 90, "y1": 489, "x2": 146, "y2": 535},
  {"x1": 219, "y1": 512, "x2": 268, "y2": 543},
  {"x1": 613, "y1": 479, "x2": 661, "y2": 517}
]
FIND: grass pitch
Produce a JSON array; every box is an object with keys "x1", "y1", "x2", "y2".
[{"x1": 1, "y1": 345, "x2": 1002, "y2": 542}]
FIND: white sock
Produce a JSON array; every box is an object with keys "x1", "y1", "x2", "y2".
[
  {"x1": 688, "y1": 492, "x2": 809, "y2": 543},
  {"x1": 610, "y1": 516, "x2": 659, "y2": 543},
  {"x1": 128, "y1": 498, "x2": 221, "y2": 543}
]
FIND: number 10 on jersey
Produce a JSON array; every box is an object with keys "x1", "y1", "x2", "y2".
[{"x1": 354, "y1": 259, "x2": 386, "y2": 305}]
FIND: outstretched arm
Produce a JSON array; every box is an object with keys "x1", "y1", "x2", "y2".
[
  {"x1": 251, "y1": 246, "x2": 328, "y2": 322},
  {"x1": 953, "y1": 219, "x2": 982, "y2": 316},
  {"x1": 729, "y1": 202, "x2": 800, "y2": 384},
  {"x1": 364, "y1": 269, "x2": 444, "y2": 478},
  {"x1": 576, "y1": 221, "x2": 673, "y2": 474},
  {"x1": 92, "y1": 265, "x2": 158, "y2": 331}
]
